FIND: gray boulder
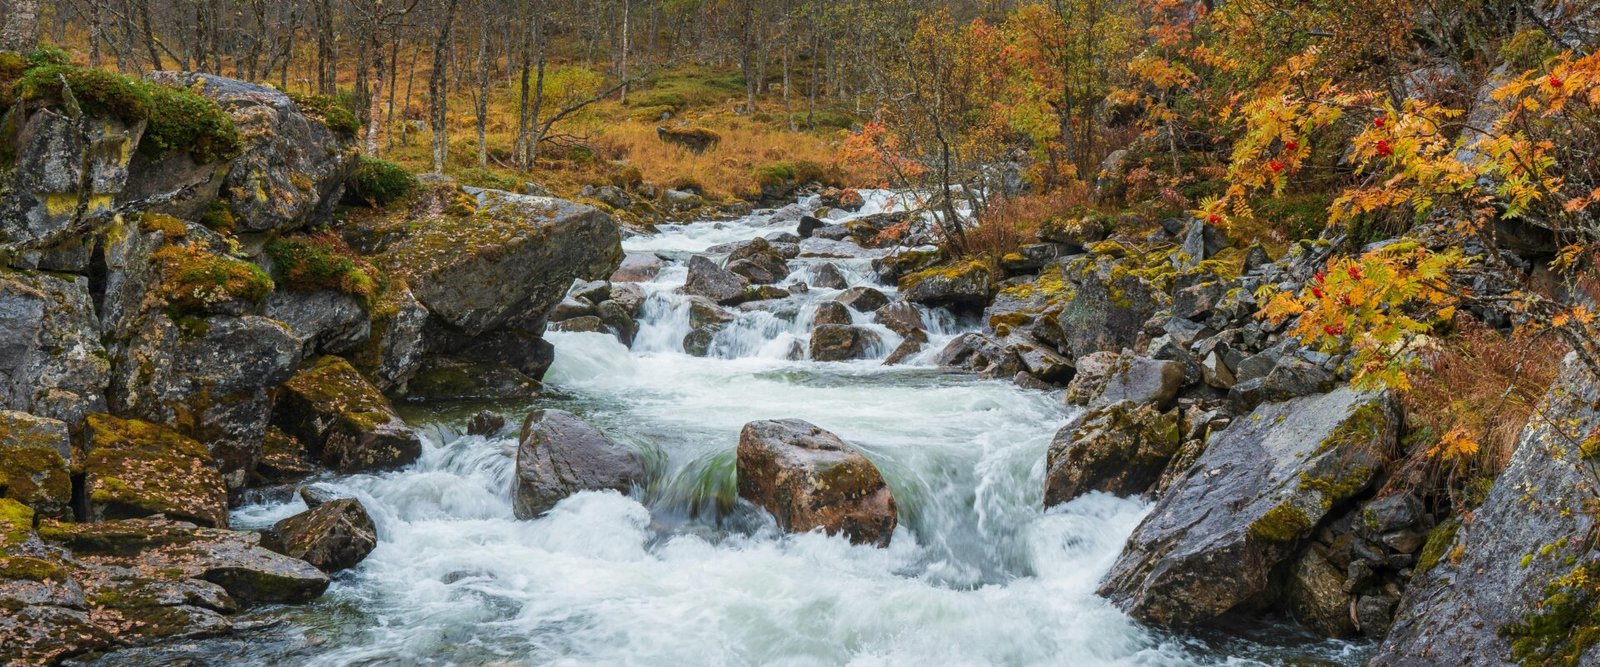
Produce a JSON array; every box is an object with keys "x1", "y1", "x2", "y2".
[
  {"x1": 1055, "y1": 255, "x2": 1166, "y2": 358},
  {"x1": 612, "y1": 253, "x2": 668, "y2": 282},
  {"x1": 0, "y1": 411, "x2": 73, "y2": 518},
  {"x1": 837, "y1": 286, "x2": 890, "y2": 312},
  {"x1": 513, "y1": 409, "x2": 646, "y2": 518},
  {"x1": 1044, "y1": 401, "x2": 1180, "y2": 506},
  {"x1": 0, "y1": 270, "x2": 108, "y2": 428},
  {"x1": 900, "y1": 262, "x2": 994, "y2": 309},
  {"x1": 272, "y1": 356, "x2": 421, "y2": 473},
  {"x1": 263, "y1": 289, "x2": 371, "y2": 356},
  {"x1": 736, "y1": 419, "x2": 897, "y2": 546},
  {"x1": 0, "y1": 108, "x2": 140, "y2": 261},
  {"x1": 1097, "y1": 388, "x2": 1399, "y2": 626},
  {"x1": 1065, "y1": 353, "x2": 1186, "y2": 409},
  {"x1": 725, "y1": 238, "x2": 791, "y2": 285},
  {"x1": 808, "y1": 263, "x2": 850, "y2": 289},
  {"x1": 1370, "y1": 357, "x2": 1600, "y2": 666},
  {"x1": 811, "y1": 301, "x2": 853, "y2": 326},
  {"x1": 937, "y1": 333, "x2": 1023, "y2": 380},
  {"x1": 682, "y1": 255, "x2": 750, "y2": 306}
]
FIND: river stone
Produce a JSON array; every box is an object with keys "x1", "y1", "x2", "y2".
[
  {"x1": 725, "y1": 238, "x2": 791, "y2": 285},
  {"x1": 0, "y1": 270, "x2": 109, "y2": 429},
  {"x1": 1097, "y1": 387, "x2": 1398, "y2": 627},
  {"x1": 1003, "y1": 334, "x2": 1074, "y2": 384},
  {"x1": 0, "y1": 107, "x2": 141, "y2": 255},
  {"x1": 808, "y1": 263, "x2": 849, "y2": 289},
  {"x1": 937, "y1": 333, "x2": 1023, "y2": 380},
  {"x1": 263, "y1": 289, "x2": 371, "y2": 357},
  {"x1": 272, "y1": 356, "x2": 421, "y2": 473},
  {"x1": 83, "y1": 414, "x2": 230, "y2": 528},
  {"x1": 467, "y1": 410, "x2": 508, "y2": 436},
  {"x1": 1370, "y1": 357, "x2": 1600, "y2": 666},
  {"x1": 1055, "y1": 254, "x2": 1166, "y2": 359},
  {"x1": 836, "y1": 286, "x2": 890, "y2": 312},
  {"x1": 149, "y1": 72, "x2": 354, "y2": 234},
  {"x1": 612, "y1": 252, "x2": 668, "y2": 282},
  {"x1": 900, "y1": 261, "x2": 994, "y2": 309},
  {"x1": 809, "y1": 324, "x2": 878, "y2": 362},
  {"x1": 683, "y1": 255, "x2": 750, "y2": 306},
  {"x1": 270, "y1": 498, "x2": 378, "y2": 573},
  {"x1": 513, "y1": 409, "x2": 645, "y2": 519},
  {"x1": 884, "y1": 329, "x2": 929, "y2": 366},
  {"x1": 736, "y1": 419, "x2": 897, "y2": 547},
  {"x1": 1044, "y1": 401, "x2": 1180, "y2": 506},
  {"x1": 381, "y1": 188, "x2": 623, "y2": 336},
  {"x1": 873, "y1": 302, "x2": 924, "y2": 337},
  {"x1": 0, "y1": 411, "x2": 73, "y2": 519},
  {"x1": 812, "y1": 301, "x2": 853, "y2": 326}
]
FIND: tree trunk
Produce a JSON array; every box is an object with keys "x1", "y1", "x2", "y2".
[
  {"x1": 429, "y1": 0, "x2": 463, "y2": 174},
  {"x1": 474, "y1": 15, "x2": 491, "y2": 168},
  {"x1": 619, "y1": 0, "x2": 631, "y2": 104},
  {"x1": 365, "y1": 33, "x2": 387, "y2": 156}
]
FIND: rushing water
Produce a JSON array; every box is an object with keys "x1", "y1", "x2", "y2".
[{"x1": 180, "y1": 194, "x2": 1366, "y2": 667}]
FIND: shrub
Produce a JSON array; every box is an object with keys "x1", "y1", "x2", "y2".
[
  {"x1": 287, "y1": 91, "x2": 360, "y2": 137},
  {"x1": 16, "y1": 65, "x2": 150, "y2": 122},
  {"x1": 24, "y1": 45, "x2": 70, "y2": 69},
  {"x1": 807, "y1": 110, "x2": 857, "y2": 130},
  {"x1": 348, "y1": 156, "x2": 416, "y2": 207},
  {"x1": 752, "y1": 160, "x2": 833, "y2": 188},
  {"x1": 154, "y1": 245, "x2": 274, "y2": 317},
  {"x1": 264, "y1": 233, "x2": 379, "y2": 304}
]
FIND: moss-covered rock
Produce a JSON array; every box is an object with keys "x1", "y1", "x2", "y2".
[
  {"x1": 264, "y1": 232, "x2": 379, "y2": 305},
  {"x1": 83, "y1": 413, "x2": 229, "y2": 528},
  {"x1": 736, "y1": 419, "x2": 896, "y2": 547},
  {"x1": 0, "y1": 411, "x2": 72, "y2": 519},
  {"x1": 269, "y1": 498, "x2": 376, "y2": 573},
  {"x1": 272, "y1": 356, "x2": 421, "y2": 472},
  {"x1": 1043, "y1": 401, "x2": 1181, "y2": 506},
  {"x1": 899, "y1": 260, "x2": 994, "y2": 309},
  {"x1": 152, "y1": 243, "x2": 273, "y2": 318}
]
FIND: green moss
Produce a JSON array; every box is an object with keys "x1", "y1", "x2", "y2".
[
  {"x1": 0, "y1": 446, "x2": 70, "y2": 512},
  {"x1": 1317, "y1": 401, "x2": 1391, "y2": 456},
  {"x1": 899, "y1": 260, "x2": 989, "y2": 292},
  {"x1": 348, "y1": 156, "x2": 417, "y2": 207},
  {"x1": 1413, "y1": 519, "x2": 1461, "y2": 574},
  {"x1": 287, "y1": 91, "x2": 360, "y2": 136},
  {"x1": 198, "y1": 200, "x2": 235, "y2": 233},
  {"x1": 455, "y1": 166, "x2": 519, "y2": 191},
  {"x1": 0, "y1": 498, "x2": 37, "y2": 549},
  {"x1": 14, "y1": 63, "x2": 241, "y2": 164},
  {"x1": 136, "y1": 212, "x2": 188, "y2": 238},
  {"x1": 83, "y1": 413, "x2": 226, "y2": 527},
  {"x1": 153, "y1": 244, "x2": 274, "y2": 317},
  {"x1": 1505, "y1": 561, "x2": 1600, "y2": 667},
  {"x1": 265, "y1": 233, "x2": 379, "y2": 305},
  {"x1": 284, "y1": 356, "x2": 397, "y2": 432},
  {"x1": 1249, "y1": 500, "x2": 1314, "y2": 542},
  {"x1": 0, "y1": 556, "x2": 66, "y2": 582}
]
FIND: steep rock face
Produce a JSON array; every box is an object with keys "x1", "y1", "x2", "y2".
[
  {"x1": 147, "y1": 72, "x2": 354, "y2": 234},
  {"x1": 272, "y1": 356, "x2": 420, "y2": 473},
  {"x1": 736, "y1": 419, "x2": 897, "y2": 547},
  {"x1": 512, "y1": 409, "x2": 645, "y2": 519},
  {"x1": 381, "y1": 187, "x2": 623, "y2": 338},
  {"x1": 1097, "y1": 388, "x2": 1398, "y2": 626},
  {"x1": 269, "y1": 497, "x2": 377, "y2": 573},
  {"x1": 263, "y1": 289, "x2": 371, "y2": 357},
  {"x1": 0, "y1": 411, "x2": 73, "y2": 519},
  {"x1": 1370, "y1": 358, "x2": 1600, "y2": 666},
  {"x1": 0, "y1": 108, "x2": 142, "y2": 263},
  {"x1": 0, "y1": 269, "x2": 109, "y2": 429},
  {"x1": 82, "y1": 414, "x2": 229, "y2": 528}
]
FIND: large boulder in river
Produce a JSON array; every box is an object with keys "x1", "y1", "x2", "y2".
[
  {"x1": 1044, "y1": 401, "x2": 1180, "y2": 507},
  {"x1": 83, "y1": 414, "x2": 229, "y2": 528},
  {"x1": 682, "y1": 254, "x2": 751, "y2": 306},
  {"x1": 1097, "y1": 387, "x2": 1398, "y2": 626},
  {"x1": 809, "y1": 324, "x2": 879, "y2": 361},
  {"x1": 272, "y1": 356, "x2": 421, "y2": 473},
  {"x1": 1370, "y1": 357, "x2": 1600, "y2": 666},
  {"x1": 380, "y1": 187, "x2": 623, "y2": 337},
  {"x1": 0, "y1": 411, "x2": 73, "y2": 519},
  {"x1": 899, "y1": 261, "x2": 994, "y2": 309},
  {"x1": 937, "y1": 333, "x2": 1023, "y2": 380},
  {"x1": 736, "y1": 419, "x2": 897, "y2": 547},
  {"x1": 270, "y1": 498, "x2": 377, "y2": 573},
  {"x1": 146, "y1": 72, "x2": 355, "y2": 234},
  {"x1": 724, "y1": 238, "x2": 791, "y2": 285},
  {"x1": 0, "y1": 270, "x2": 109, "y2": 428},
  {"x1": 513, "y1": 409, "x2": 646, "y2": 519}
]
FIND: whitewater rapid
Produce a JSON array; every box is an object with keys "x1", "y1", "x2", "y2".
[{"x1": 216, "y1": 195, "x2": 1362, "y2": 667}]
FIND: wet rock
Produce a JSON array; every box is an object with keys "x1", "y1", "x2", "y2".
[
  {"x1": 253, "y1": 427, "x2": 316, "y2": 486},
  {"x1": 298, "y1": 484, "x2": 344, "y2": 509},
  {"x1": 381, "y1": 188, "x2": 623, "y2": 337},
  {"x1": 272, "y1": 356, "x2": 422, "y2": 473},
  {"x1": 682, "y1": 255, "x2": 751, "y2": 306},
  {"x1": 900, "y1": 261, "x2": 994, "y2": 309},
  {"x1": 808, "y1": 263, "x2": 850, "y2": 289},
  {"x1": 797, "y1": 215, "x2": 826, "y2": 238},
  {"x1": 736, "y1": 419, "x2": 897, "y2": 547},
  {"x1": 554, "y1": 315, "x2": 609, "y2": 333},
  {"x1": 0, "y1": 411, "x2": 73, "y2": 518},
  {"x1": 836, "y1": 286, "x2": 890, "y2": 312},
  {"x1": 873, "y1": 248, "x2": 943, "y2": 283},
  {"x1": 0, "y1": 108, "x2": 140, "y2": 256},
  {"x1": 353, "y1": 285, "x2": 430, "y2": 393},
  {"x1": 1290, "y1": 546, "x2": 1358, "y2": 637},
  {"x1": 612, "y1": 252, "x2": 668, "y2": 282},
  {"x1": 512, "y1": 409, "x2": 646, "y2": 519},
  {"x1": 1066, "y1": 353, "x2": 1186, "y2": 409},
  {"x1": 1055, "y1": 253, "x2": 1166, "y2": 358},
  {"x1": 270, "y1": 498, "x2": 377, "y2": 573},
  {"x1": 467, "y1": 410, "x2": 507, "y2": 436},
  {"x1": 937, "y1": 333, "x2": 1023, "y2": 380},
  {"x1": 150, "y1": 72, "x2": 354, "y2": 234},
  {"x1": 83, "y1": 414, "x2": 230, "y2": 528},
  {"x1": 1230, "y1": 358, "x2": 1337, "y2": 411},
  {"x1": 1044, "y1": 401, "x2": 1180, "y2": 506},
  {"x1": 999, "y1": 244, "x2": 1070, "y2": 274},
  {"x1": 0, "y1": 270, "x2": 109, "y2": 429},
  {"x1": 263, "y1": 289, "x2": 371, "y2": 356},
  {"x1": 1003, "y1": 334, "x2": 1074, "y2": 384},
  {"x1": 809, "y1": 324, "x2": 878, "y2": 362},
  {"x1": 549, "y1": 297, "x2": 597, "y2": 322},
  {"x1": 873, "y1": 302, "x2": 924, "y2": 337},
  {"x1": 1371, "y1": 357, "x2": 1600, "y2": 665},
  {"x1": 1098, "y1": 388, "x2": 1399, "y2": 627},
  {"x1": 812, "y1": 301, "x2": 853, "y2": 326},
  {"x1": 884, "y1": 330, "x2": 929, "y2": 366},
  {"x1": 1175, "y1": 217, "x2": 1232, "y2": 270},
  {"x1": 725, "y1": 238, "x2": 792, "y2": 285}
]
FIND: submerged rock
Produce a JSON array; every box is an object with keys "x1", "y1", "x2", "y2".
[
  {"x1": 272, "y1": 356, "x2": 421, "y2": 473},
  {"x1": 513, "y1": 409, "x2": 646, "y2": 519},
  {"x1": 270, "y1": 498, "x2": 377, "y2": 573},
  {"x1": 1097, "y1": 388, "x2": 1398, "y2": 627},
  {"x1": 736, "y1": 419, "x2": 897, "y2": 547}
]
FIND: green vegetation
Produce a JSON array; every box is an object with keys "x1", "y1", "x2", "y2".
[
  {"x1": 141, "y1": 82, "x2": 243, "y2": 164},
  {"x1": 153, "y1": 244, "x2": 274, "y2": 317},
  {"x1": 454, "y1": 166, "x2": 520, "y2": 191},
  {"x1": 265, "y1": 233, "x2": 379, "y2": 304},
  {"x1": 198, "y1": 200, "x2": 235, "y2": 233},
  {"x1": 348, "y1": 156, "x2": 417, "y2": 207},
  {"x1": 287, "y1": 91, "x2": 360, "y2": 136},
  {"x1": 1248, "y1": 501, "x2": 1314, "y2": 542},
  {"x1": 1505, "y1": 561, "x2": 1600, "y2": 667},
  {"x1": 753, "y1": 160, "x2": 835, "y2": 188}
]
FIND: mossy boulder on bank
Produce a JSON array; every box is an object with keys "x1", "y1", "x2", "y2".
[
  {"x1": 272, "y1": 355, "x2": 421, "y2": 473},
  {"x1": 83, "y1": 413, "x2": 229, "y2": 528},
  {"x1": 1044, "y1": 400, "x2": 1181, "y2": 506},
  {"x1": 0, "y1": 410, "x2": 72, "y2": 519},
  {"x1": 899, "y1": 260, "x2": 994, "y2": 309}
]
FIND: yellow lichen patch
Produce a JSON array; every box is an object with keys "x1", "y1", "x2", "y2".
[
  {"x1": 283, "y1": 356, "x2": 399, "y2": 433},
  {"x1": 136, "y1": 213, "x2": 188, "y2": 238}
]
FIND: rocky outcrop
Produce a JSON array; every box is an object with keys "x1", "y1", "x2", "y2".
[
  {"x1": 272, "y1": 356, "x2": 421, "y2": 473},
  {"x1": 1097, "y1": 388, "x2": 1398, "y2": 626},
  {"x1": 0, "y1": 108, "x2": 140, "y2": 262},
  {"x1": 1054, "y1": 250, "x2": 1167, "y2": 359},
  {"x1": 1370, "y1": 357, "x2": 1600, "y2": 666},
  {"x1": 0, "y1": 269, "x2": 109, "y2": 429},
  {"x1": 513, "y1": 409, "x2": 646, "y2": 519},
  {"x1": 1043, "y1": 401, "x2": 1180, "y2": 506},
  {"x1": 83, "y1": 414, "x2": 229, "y2": 528},
  {"x1": 900, "y1": 261, "x2": 994, "y2": 309},
  {"x1": 736, "y1": 419, "x2": 897, "y2": 547},
  {"x1": 0, "y1": 411, "x2": 73, "y2": 519},
  {"x1": 269, "y1": 497, "x2": 377, "y2": 573}
]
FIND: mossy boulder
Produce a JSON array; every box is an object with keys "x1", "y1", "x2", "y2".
[
  {"x1": 1054, "y1": 251, "x2": 1169, "y2": 359},
  {"x1": 1372, "y1": 357, "x2": 1600, "y2": 666},
  {"x1": 269, "y1": 498, "x2": 376, "y2": 573},
  {"x1": 1097, "y1": 387, "x2": 1398, "y2": 627},
  {"x1": 899, "y1": 260, "x2": 994, "y2": 309},
  {"x1": 0, "y1": 269, "x2": 109, "y2": 429},
  {"x1": 512, "y1": 409, "x2": 646, "y2": 519},
  {"x1": 272, "y1": 356, "x2": 421, "y2": 473},
  {"x1": 0, "y1": 410, "x2": 72, "y2": 518},
  {"x1": 1043, "y1": 400, "x2": 1181, "y2": 506},
  {"x1": 736, "y1": 419, "x2": 897, "y2": 547},
  {"x1": 0, "y1": 106, "x2": 142, "y2": 260},
  {"x1": 83, "y1": 413, "x2": 229, "y2": 528},
  {"x1": 379, "y1": 187, "x2": 623, "y2": 337}
]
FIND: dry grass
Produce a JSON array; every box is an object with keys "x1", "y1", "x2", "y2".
[
  {"x1": 582, "y1": 115, "x2": 858, "y2": 200},
  {"x1": 961, "y1": 190, "x2": 1093, "y2": 267},
  {"x1": 1389, "y1": 318, "x2": 1568, "y2": 509}
]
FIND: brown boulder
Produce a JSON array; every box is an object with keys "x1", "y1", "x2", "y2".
[{"x1": 736, "y1": 419, "x2": 897, "y2": 546}]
